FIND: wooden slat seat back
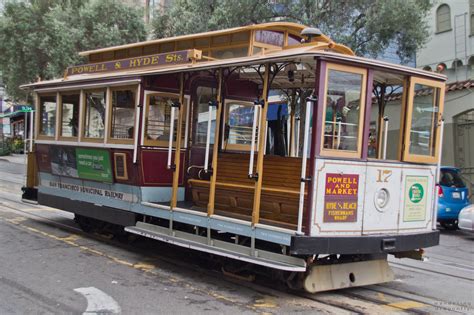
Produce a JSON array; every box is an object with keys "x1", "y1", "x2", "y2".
[{"x1": 189, "y1": 152, "x2": 307, "y2": 227}]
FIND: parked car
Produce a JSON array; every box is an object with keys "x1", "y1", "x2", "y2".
[
  {"x1": 437, "y1": 167, "x2": 470, "y2": 230},
  {"x1": 458, "y1": 204, "x2": 474, "y2": 232}
]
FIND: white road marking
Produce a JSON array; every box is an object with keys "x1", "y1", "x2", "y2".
[{"x1": 74, "y1": 287, "x2": 121, "y2": 314}]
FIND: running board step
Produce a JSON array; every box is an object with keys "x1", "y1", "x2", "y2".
[{"x1": 125, "y1": 222, "x2": 306, "y2": 272}]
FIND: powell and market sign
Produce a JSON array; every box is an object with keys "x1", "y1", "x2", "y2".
[{"x1": 66, "y1": 49, "x2": 202, "y2": 77}]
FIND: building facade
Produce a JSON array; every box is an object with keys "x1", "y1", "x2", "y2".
[{"x1": 416, "y1": 0, "x2": 474, "y2": 188}]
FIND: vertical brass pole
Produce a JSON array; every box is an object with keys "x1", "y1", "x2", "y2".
[
  {"x1": 207, "y1": 69, "x2": 223, "y2": 216},
  {"x1": 251, "y1": 64, "x2": 270, "y2": 225},
  {"x1": 171, "y1": 73, "x2": 185, "y2": 209}
]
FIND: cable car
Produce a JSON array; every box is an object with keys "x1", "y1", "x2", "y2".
[{"x1": 21, "y1": 22, "x2": 445, "y2": 292}]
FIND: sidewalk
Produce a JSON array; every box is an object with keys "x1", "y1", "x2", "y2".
[{"x1": 0, "y1": 154, "x2": 27, "y2": 164}]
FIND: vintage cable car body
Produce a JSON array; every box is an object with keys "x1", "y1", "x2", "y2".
[{"x1": 21, "y1": 23, "x2": 445, "y2": 292}]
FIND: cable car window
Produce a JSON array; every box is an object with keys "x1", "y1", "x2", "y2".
[
  {"x1": 60, "y1": 93, "x2": 80, "y2": 138},
  {"x1": 321, "y1": 64, "x2": 367, "y2": 157},
  {"x1": 255, "y1": 30, "x2": 284, "y2": 47},
  {"x1": 195, "y1": 87, "x2": 215, "y2": 145},
  {"x1": 223, "y1": 100, "x2": 257, "y2": 151},
  {"x1": 38, "y1": 94, "x2": 57, "y2": 137},
  {"x1": 84, "y1": 90, "x2": 106, "y2": 139},
  {"x1": 110, "y1": 88, "x2": 136, "y2": 140},
  {"x1": 402, "y1": 77, "x2": 445, "y2": 164},
  {"x1": 144, "y1": 93, "x2": 186, "y2": 147},
  {"x1": 287, "y1": 34, "x2": 302, "y2": 46}
]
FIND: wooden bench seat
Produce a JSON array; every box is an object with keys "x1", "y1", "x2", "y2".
[{"x1": 188, "y1": 153, "x2": 307, "y2": 225}]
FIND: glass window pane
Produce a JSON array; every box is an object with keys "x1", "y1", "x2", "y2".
[
  {"x1": 211, "y1": 46, "x2": 248, "y2": 59},
  {"x1": 409, "y1": 84, "x2": 440, "y2": 156},
  {"x1": 254, "y1": 30, "x2": 284, "y2": 47},
  {"x1": 225, "y1": 102, "x2": 256, "y2": 148},
  {"x1": 60, "y1": 93, "x2": 80, "y2": 137},
  {"x1": 146, "y1": 94, "x2": 182, "y2": 143},
  {"x1": 195, "y1": 87, "x2": 215, "y2": 145},
  {"x1": 323, "y1": 69, "x2": 363, "y2": 151},
  {"x1": 287, "y1": 34, "x2": 302, "y2": 46},
  {"x1": 111, "y1": 89, "x2": 136, "y2": 139},
  {"x1": 39, "y1": 95, "x2": 57, "y2": 137},
  {"x1": 84, "y1": 90, "x2": 106, "y2": 139}
]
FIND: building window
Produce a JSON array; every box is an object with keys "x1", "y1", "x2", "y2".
[
  {"x1": 59, "y1": 93, "x2": 80, "y2": 138},
  {"x1": 109, "y1": 87, "x2": 137, "y2": 141},
  {"x1": 436, "y1": 4, "x2": 452, "y2": 33},
  {"x1": 471, "y1": 13, "x2": 474, "y2": 35},
  {"x1": 38, "y1": 94, "x2": 57, "y2": 137},
  {"x1": 84, "y1": 90, "x2": 106, "y2": 139},
  {"x1": 471, "y1": 0, "x2": 474, "y2": 35}
]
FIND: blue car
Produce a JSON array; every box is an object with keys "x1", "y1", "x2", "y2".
[{"x1": 437, "y1": 167, "x2": 471, "y2": 229}]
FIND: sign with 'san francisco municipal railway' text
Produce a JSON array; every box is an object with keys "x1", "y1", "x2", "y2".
[
  {"x1": 66, "y1": 49, "x2": 201, "y2": 76},
  {"x1": 45, "y1": 180, "x2": 135, "y2": 202}
]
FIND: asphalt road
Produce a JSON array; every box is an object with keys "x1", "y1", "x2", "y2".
[{"x1": 0, "y1": 155, "x2": 473, "y2": 314}]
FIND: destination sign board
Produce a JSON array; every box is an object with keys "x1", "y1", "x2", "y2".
[{"x1": 66, "y1": 49, "x2": 202, "y2": 77}]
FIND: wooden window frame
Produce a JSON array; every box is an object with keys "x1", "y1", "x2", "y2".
[
  {"x1": 58, "y1": 91, "x2": 81, "y2": 141},
  {"x1": 319, "y1": 63, "x2": 368, "y2": 159},
  {"x1": 81, "y1": 88, "x2": 108, "y2": 143},
  {"x1": 402, "y1": 77, "x2": 445, "y2": 164},
  {"x1": 113, "y1": 153, "x2": 129, "y2": 181},
  {"x1": 107, "y1": 85, "x2": 139, "y2": 145},
  {"x1": 222, "y1": 99, "x2": 256, "y2": 152},
  {"x1": 36, "y1": 92, "x2": 58, "y2": 140},
  {"x1": 143, "y1": 92, "x2": 189, "y2": 147}
]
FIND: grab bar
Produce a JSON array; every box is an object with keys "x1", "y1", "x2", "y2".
[{"x1": 249, "y1": 100, "x2": 262, "y2": 179}]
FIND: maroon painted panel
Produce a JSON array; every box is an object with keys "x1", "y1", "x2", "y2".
[
  {"x1": 225, "y1": 76, "x2": 259, "y2": 102},
  {"x1": 111, "y1": 149, "x2": 139, "y2": 185},
  {"x1": 140, "y1": 148, "x2": 185, "y2": 186},
  {"x1": 143, "y1": 73, "x2": 191, "y2": 94},
  {"x1": 36, "y1": 144, "x2": 52, "y2": 173}
]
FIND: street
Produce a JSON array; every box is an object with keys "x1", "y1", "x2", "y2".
[{"x1": 0, "y1": 155, "x2": 472, "y2": 314}]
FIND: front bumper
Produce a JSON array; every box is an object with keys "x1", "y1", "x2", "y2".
[
  {"x1": 437, "y1": 202, "x2": 468, "y2": 220},
  {"x1": 290, "y1": 230, "x2": 439, "y2": 255}
]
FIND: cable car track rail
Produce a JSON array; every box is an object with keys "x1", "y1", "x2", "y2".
[{"x1": 0, "y1": 196, "x2": 466, "y2": 314}]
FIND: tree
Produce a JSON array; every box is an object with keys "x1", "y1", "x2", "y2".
[
  {"x1": 151, "y1": 0, "x2": 432, "y2": 63},
  {"x1": 0, "y1": 0, "x2": 146, "y2": 101}
]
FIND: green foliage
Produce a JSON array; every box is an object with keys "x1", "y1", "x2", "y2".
[
  {"x1": 152, "y1": 0, "x2": 432, "y2": 63},
  {"x1": 0, "y1": 0, "x2": 147, "y2": 101}
]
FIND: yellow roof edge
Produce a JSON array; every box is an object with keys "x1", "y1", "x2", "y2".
[{"x1": 78, "y1": 22, "x2": 332, "y2": 57}]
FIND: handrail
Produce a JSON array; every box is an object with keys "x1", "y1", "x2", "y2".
[
  {"x1": 251, "y1": 63, "x2": 270, "y2": 225},
  {"x1": 133, "y1": 83, "x2": 141, "y2": 163},
  {"x1": 29, "y1": 110, "x2": 34, "y2": 152},
  {"x1": 382, "y1": 116, "x2": 389, "y2": 160},
  {"x1": 297, "y1": 97, "x2": 313, "y2": 235},
  {"x1": 204, "y1": 103, "x2": 213, "y2": 173},
  {"x1": 433, "y1": 117, "x2": 444, "y2": 230},
  {"x1": 170, "y1": 73, "x2": 185, "y2": 209},
  {"x1": 167, "y1": 105, "x2": 176, "y2": 170},
  {"x1": 249, "y1": 102, "x2": 261, "y2": 178},
  {"x1": 207, "y1": 68, "x2": 223, "y2": 216}
]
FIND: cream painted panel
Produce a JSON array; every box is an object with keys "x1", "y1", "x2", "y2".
[
  {"x1": 311, "y1": 159, "x2": 366, "y2": 236},
  {"x1": 398, "y1": 165, "x2": 437, "y2": 232},
  {"x1": 362, "y1": 162, "x2": 402, "y2": 234}
]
